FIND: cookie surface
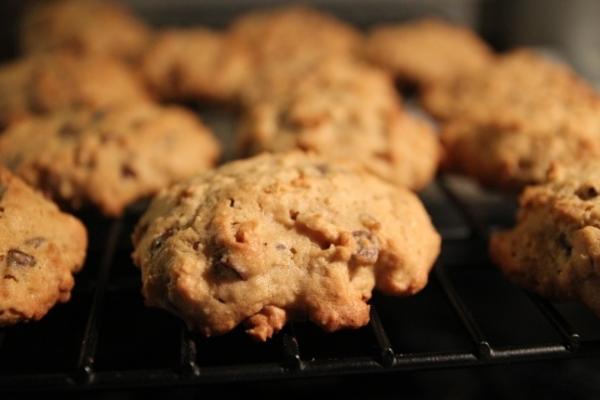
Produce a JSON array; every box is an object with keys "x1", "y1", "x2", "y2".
[
  {"x1": 0, "y1": 51, "x2": 150, "y2": 128},
  {"x1": 21, "y1": 0, "x2": 150, "y2": 61},
  {"x1": 142, "y1": 28, "x2": 250, "y2": 102},
  {"x1": 422, "y1": 49, "x2": 597, "y2": 122},
  {"x1": 132, "y1": 152, "x2": 440, "y2": 340},
  {"x1": 229, "y1": 5, "x2": 362, "y2": 66},
  {"x1": 238, "y1": 60, "x2": 440, "y2": 190},
  {"x1": 366, "y1": 18, "x2": 493, "y2": 87},
  {"x1": 0, "y1": 103, "x2": 220, "y2": 216},
  {"x1": 490, "y1": 161, "x2": 600, "y2": 316},
  {"x1": 0, "y1": 167, "x2": 87, "y2": 326},
  {"x1": 434, "y1": 50, "x2": 600, "y2": 190}
]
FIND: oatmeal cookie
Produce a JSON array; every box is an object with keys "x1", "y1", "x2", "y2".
[
  {"x1": 366, "y1": 18, "x2": 493, "y2": 87},
  {"x1": 21, "y1": 0, "x2": 150, "y2": 61},
  {"x1": 0, "y1": 103, "x2": 220, "y2": 216},
  {"x1": 229, "y1": 5, "x2": 362, "y2": 67},
  {"x1": 142, "y1": 28, "x2": 250, "y2": 102},
  {"x1": 238, "y1": 60, "x2": 440, "y2": 190},
  {"x1": 0, "y1": 167, "x2": 87, "y2": 326},
  {"x1": 422, "y1": 49, "x2": 598, "y2": 121},
  {"x1": 441, "y1": 116, "x2": 600, "y2": 191},
  {"x1": 0, "y1": 51, "x2": 150, "y2": 128},
  {"x1": 491, "y1": 161, "x2": 600, "y2": 316},
  {"x1": 132, "y1": 152, "x2": 440, "y2": 340}
]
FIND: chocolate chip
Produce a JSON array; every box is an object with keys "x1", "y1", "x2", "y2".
[
  {"x1": 151, "y1": 227, "x2": 176, "y2": 252},
  {"x1": 6, "y1": 249, "x2": 36, "y2": 267},
  {"x1": 24, "y1": 237, "x2": 45, "y2": 248},
  {"x1": 229, "y1": 198, "x2": 235, "y2": 207},
  {"x1": 58, "y1": 122, "x2": 80, "y2": 137},
  {"x1": 213, "y1": 259, "x2": 244, "y2": 281},
  {"x1": 576, "y1": 184, "x2": 599, "y2": 201},
  {"x1": 3, "y1": 274, "x2": 17, "y2": 282},
  {"x1": 121, "y1": 164, "x2": 137, "y2": 178},
  {"x1": 558, "y1": 233, "x2": 572, "y2": 257}
]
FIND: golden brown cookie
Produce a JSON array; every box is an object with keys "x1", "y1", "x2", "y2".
[
  {"x1": 366, "y1": 18, "x2": 493, "y2": 87},
  {"x1": 238, "y1": 60, "x2": 440, "y2": 190},
  {"x1": 437, "y1": 50, "x2": 600, "y2": 190},
  {"x1": 0, "y1": 103, "x2": 220, "y2": 216},
  {"x1": 422, "y1": 49, "x2": 597, "y2": 122},
  {"x1": 491, "y1": 161, "x2": 600, "y2": 316},
  {"x1": 229, "y1": 5, "x2": 362, "y2": 67},
  {"x1": 132, "y1": 152, "x2": 440, "y2": 340},
  {"x1": 20, "y1": 0, "x2": 150, "y2": 61},
  {"x1": 0, "y1": 51, "x2": 150, "y2": 128},
  {"x1": 0, "y1": 167, "x2": 87, "y2": 326},
  {"x1": 142, "y1": 28, "x2": 250, "y2": 102}
]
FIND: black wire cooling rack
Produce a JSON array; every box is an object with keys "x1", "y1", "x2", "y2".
[{"x1": 2, "y1": 172, "x2": 600, "y2": 393}]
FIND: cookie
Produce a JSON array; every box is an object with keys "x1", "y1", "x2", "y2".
[
  {"x1": 422, "y1": 49, "x2": 598, "y2": 121},
  {"x1": 132, "y1": 152, "x2": 440, "y2": 340},
  {"x1": 0, "y1": 167, "x2": 87, "y2": 326},
  {"x1": 490, "y1": 161, "x2": 600, "y2": 316},
  {"x1": 21, "y1": 0, "x2": 150, "y2": 61},
  {"x1": 229, "y1": 5, "x2": 362, "y2": 67},
  {"x1": 0, "y1": 51, "x2": 150, "y2": 128},
  {"x1": 238, "y1": 60, "x2": 440, "y2": 190},
  {"x1": 438, "y1": 51, "x2": 600, "y2": 190},
  {"x1": 441, "y1": 108, "x2": 600, "y2": 192},
  {"x1": 142, "y1": 28, "x2": 250, "y2": 102},
  {"x1": 0, "y1": 103, "x2": 220, "y2": 216},
  {"x1": 366, "y1": 18, "x2": 493, "y2": 87}
]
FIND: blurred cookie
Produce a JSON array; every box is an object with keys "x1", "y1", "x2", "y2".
[
  {"x1": 132, "y1": 152, "x2": 440, "y2": 340},
  {"x1": 238, "y1": 60, "x2": 440, "y2": 190},
  {"x1": 142, "y1": 28, "x2": 250, "y2": 102},
  {"x1": 21, "y1": 0, "x2": 150, "y2": 61},
  {"x1": 366, "y1": 18, "x2": 493, "y2": 87},
  {"x1": 491, "y1": 161, "x2": 600, "y2": 316},
  {"x1": 422, "y1": 49, "x2": 597, "y2": 121},
  {"x1": 441, "y1": 116, "x2": 600, "y2": 191},
  {"x1": 0, "y1": 103, "x2": 220, "y2": 216},
  {"x1": 0, "y1": 51, "x2": 150, "y2": 128},
  {"x1": 437, "y1": 50, "x2": 600, "y2": 190},
  {"x1": 0, "y1": 167, "x2": 87, "y2": 326}
]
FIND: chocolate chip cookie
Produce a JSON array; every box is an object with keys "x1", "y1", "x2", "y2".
[
  {"x1": 21, "y1": 0, "x2": 150, "y2": 61},
  {"x1": 422, "y1": 49, "x2": 597, "y2": 122},
  {"x1": 229, "y1": 5, "x2": 362, "y2": 67},
  {"x1": 0, "y1": 51, "x2": 150, "y2": 128},
  {"x1": 366, "y1": 18, "x2": 493, "y2": 87},
  {"x1": 142, "y1": 28, "x2": 250, "y2": 102},
  {"x1": 437, "y1": 51, "x2": 600, "y2": 190},
  {"x1": 238, "y1": 60, "x2": 440, "y2": 190},
  {"x1": 0, "y1": 103, "x2": 220, "y2": 216},
  {"x1": 132, "y1": 152, "x2": 440, "y2": 340},
  {"x1": 0, "y1": 167, "x2": 87, "y2": 326},
  {"x1": 490, "y1": 161, "x2": 600, "y2": 316}
]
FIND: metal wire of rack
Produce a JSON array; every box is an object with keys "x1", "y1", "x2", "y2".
[{"x1": 2, "y1": 173, "x2": 600, "y2": 393}]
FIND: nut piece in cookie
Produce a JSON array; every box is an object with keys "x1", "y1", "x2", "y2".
[
  {"x1": 0, "y1": 167, "x2": 87, "y2": 326},
  {"x1": 238, "y1": 60, "x2": 441, "y2": 190},
  {"x1": 0, "y1": 51, "x2": 150, "y2": 128},
  {"x1": 366, "y1": 18, "x2": 493, "y2": 87},
  {"x1": 132, "y1": 152, "x2": 440, "y2": 340},
  {"x1": 0, "y1": 103, "x2": 220, "y2": 216},
  {"x1": 142, "y1": 28, "x2": 250, "y2": 102},
  {"x1": 20, "y1": 0, "x2": 150, "y2": 61},
  {"x1": 491, "y1": 161, "x2": 600, "y2": 316}
]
